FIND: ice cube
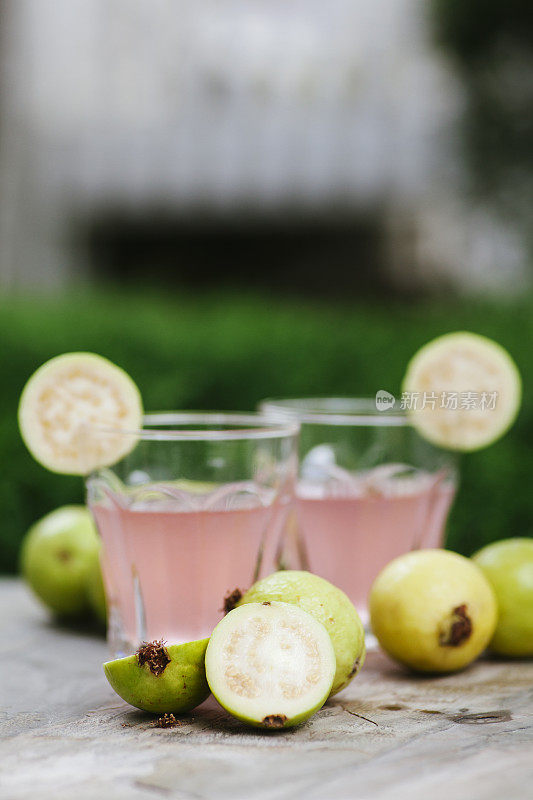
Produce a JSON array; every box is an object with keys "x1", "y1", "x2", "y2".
[{"x1": 301, "y1": 445, "x2": 337, "y2": 481}]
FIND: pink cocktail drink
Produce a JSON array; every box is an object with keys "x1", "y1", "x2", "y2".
[
  {"x1": 92, "y1": 494, "x2": 280, "y2": 648},
  {"x1": 86, "y1": 413, "x2": 298, "y2": 657},
  {"x1": 295, "y1": 469, "x2": 455, "y2": 623},
  {"x1": 260, "y1": 398, "x2": 458, "y2": 625}
]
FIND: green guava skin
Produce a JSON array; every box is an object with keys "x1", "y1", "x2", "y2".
[
  {"x1": 20, "y1": 505, "x2": 100, "y2": 617},
  {"x1": 473, "y1": 538, "x2": 533, "y2": 657},
  {"x1": 104, "y1": 639, "x2": 210, "y2": 714},
  {"x1": 238, "y1": 571, "x2": 365, "y2": 695}
]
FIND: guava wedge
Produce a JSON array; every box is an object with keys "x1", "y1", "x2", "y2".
[
  {"x1": 369, "y1": 549, "x2": 497, "y2": 672},
  {"x1": 402, "y1": 332, "x2": 521, "y2": 451},
  {"x1": 473, "y1": 538, "x2": 533, "y2": 657},
  {"x1": 18, "y1": 352, "x2": 143, "y2": 474},
  {"x1": 238, "y1": 571, "x2": 365, "y2": 696},
  {"x1": 205, "y1": 602, "x2": 335, "y2": 729},
  {"x1": 103, "y1": 638, "x2": 210, "y2": 714}
]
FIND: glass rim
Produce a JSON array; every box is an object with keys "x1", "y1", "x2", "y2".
[
  {"x1": 259, "y1": 397, "x2": 409, "y2": 427},
  {"x1": 83, "y1": 411, "x2": 300, "y2": 442}
]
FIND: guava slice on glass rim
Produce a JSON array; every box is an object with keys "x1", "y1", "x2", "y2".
[
  {"x1": 402, "y1": 332, "x2": 521, "y2": 452},
  {"x1": 18, "y1": 352, "x2": 143, "y2": 474},
  {"x1": 205, "y1": 601, "x2": 336, "y2": 729}
]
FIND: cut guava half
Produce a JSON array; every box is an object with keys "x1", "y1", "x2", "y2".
[
  {"x1": 205, "y1": 601, "x2": 335, "y2": 729},
  {"x1": 402, "y1": 332, "x2": 521, "y2": 451},
  {"x1": 238, "y1": 570, "x2": 366, "y2": 696},
  {"x1": 18, "y1": 352, "x2": 143, "y2": 474},
  {"x1": 104, "y1": 638, "x2": 210, "y2": 714}
]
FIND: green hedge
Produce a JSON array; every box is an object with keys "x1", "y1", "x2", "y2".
[{"x1": 1, "y1": 288, "x2": 532, "y2": 572}]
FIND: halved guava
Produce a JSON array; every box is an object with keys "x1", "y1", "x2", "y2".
[
  {"x1": 103, "y1": 638, "x2": 210, "y2": 714},
  {"x1": 18, "y1": 352, "x2": 143, "y2": 474},
  {"x1": 403, "y1": 332, "x2": 521, "y2": 451},
  {"x1": 238, "y1": 571, "x2": 365, "y2": 696},
  {"x1": 205, "y1": 601, "x2": 335, "y2": 729}
]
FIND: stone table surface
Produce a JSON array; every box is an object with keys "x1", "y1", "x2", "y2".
[{"x1": 1, "y1": 578, "x2": 532, "y2": 800}]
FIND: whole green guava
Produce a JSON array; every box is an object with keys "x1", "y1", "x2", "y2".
[
  {"x1": 370, "y1": 549, "x2": 497, "y2": 672},
  {"x1": 21, "y1": 505, "x2": 101, "y2": 618},
  {"x1": 473, "y1": 538, "x2": 533, "y2": 656}
]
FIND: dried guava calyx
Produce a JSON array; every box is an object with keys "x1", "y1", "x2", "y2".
[
  {"x1": 205, "y1": 601, "x2": 336, "y2": 729},
  {"x1": 18, "y1": 352, "x2": 143, "y2": 475},
  {"x1": 136, "y1": 640, "x2": 171, "y2": 676},
  {"x1": 103, "y1": 638, "x2": 210, "y2": 714},
  {"x1": 439, "y1": 604, "x2": 473, "y2": 647},
  {"x1": 402, "y1": 331, "x2": 521, "y2": 452},
  {"x1": 222, "y1": 587, "x2": 243, "y2": 614}
]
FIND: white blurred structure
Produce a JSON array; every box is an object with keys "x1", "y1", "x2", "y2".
[{"x1": 0, "y1": 0, "x2": 528, "y2": 291}]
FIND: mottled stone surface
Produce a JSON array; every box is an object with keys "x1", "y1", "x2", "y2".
[{"x1": 1, "y1": 578, "x2": 532, "y2": 799}]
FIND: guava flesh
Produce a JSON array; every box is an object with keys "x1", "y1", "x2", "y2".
[
  {"x1": 18, "y1": 351, "x2": 143, "y2": 474},
  {"x1": 238, "y1": 571, "x2": 365, "y2": 695},
  {"x1": 206, "y1": 601, "x2": 336, "y2": 728},
  {"x1": 402, "y1": 331, "x2": 521, "y2": 452}
]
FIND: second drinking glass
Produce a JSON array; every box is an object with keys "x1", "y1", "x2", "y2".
[{"x1": 260, "y1": 397, "x2": 458, "y2": 624}]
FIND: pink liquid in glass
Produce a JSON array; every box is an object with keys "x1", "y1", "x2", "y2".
[
  {"x1": 91, "y1": 494, "x2": 283, "y2": 653},
  {"x1": 294, "y1": 467, "x2": 455, "y2": 624}
]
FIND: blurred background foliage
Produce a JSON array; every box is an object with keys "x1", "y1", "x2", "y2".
[{"x1": 1, "y1": 289, "x2": 531, "y2": 573}]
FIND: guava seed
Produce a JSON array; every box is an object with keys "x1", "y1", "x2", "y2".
[{"x1": 224, "y1": 666, "x2": 260, "y2": 699}]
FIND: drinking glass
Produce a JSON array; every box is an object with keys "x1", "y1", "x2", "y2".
[
  {"x1": 85, "y1": 413, "x2": 298, "y2": 657},
  {"x1": 259, "y1": 398, "x2": 457, "y2": 624}
]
